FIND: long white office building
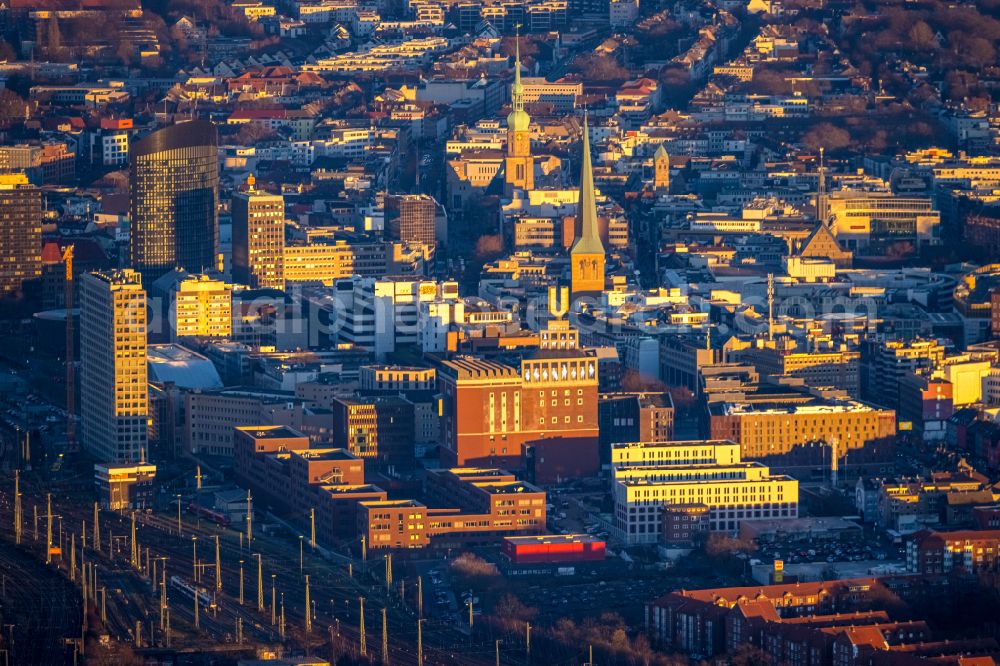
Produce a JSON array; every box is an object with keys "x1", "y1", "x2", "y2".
[{"x1": 611, "y1": 440, "x2": 798, "y2": 544}]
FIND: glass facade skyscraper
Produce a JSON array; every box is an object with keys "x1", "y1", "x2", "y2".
[{"x1": 129, "y1": 120, "x2": 219, "y2": 285}]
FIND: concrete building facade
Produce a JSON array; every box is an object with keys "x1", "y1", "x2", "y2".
[
  {"x1": 80, "y1": 270, "x2": 149, "y2": 462},
  {"x1": 232, "y1": 176, "x2": 285, "y2": 290}
]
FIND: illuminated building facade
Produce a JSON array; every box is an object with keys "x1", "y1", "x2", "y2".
[
  {"x1": 130, "y1": 120, "x2": 219, "y2": 285},
  {"x1": 80, "y1": 270, "x2": 149, "y2": 462}
]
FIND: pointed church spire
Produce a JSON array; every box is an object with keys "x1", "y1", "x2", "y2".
[
  {"x1": 816, "y1": 147, "x2": 828, "y2": 225},
  {"x1": 571, "y1": 112, "x2": 604, "y2": 255},
  {"x1": 504, "y1": 25, "x2": 534, "y2": 192},
  {"x1": 513, "y1": 26, "x2": 523, "y2": 111},
  {"x1": 817, "y1": 147, "x2": 826, "y2": 198},
  {"x1": 506, "y1": 26, "x2": 530, "y2": 135}
]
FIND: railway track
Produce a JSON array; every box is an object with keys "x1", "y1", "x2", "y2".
[
  {"x1": 0, "y1": 483, "x2": 530, "y2": 664},
  {"x1": 0, "y1": 538, "x2": 80, "y2": 665}
]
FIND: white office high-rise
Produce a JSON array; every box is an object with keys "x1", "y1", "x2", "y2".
[{"x1": 80, "y1": 270, "x2": 149, "y2": 462}]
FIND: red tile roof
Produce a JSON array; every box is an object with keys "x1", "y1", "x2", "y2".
[{"x1": 41, "y1": 242, "x2": 63, "y2": 264}]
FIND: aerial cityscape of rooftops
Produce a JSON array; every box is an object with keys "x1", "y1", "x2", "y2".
[{"x1": 6, "y1": 0, "x2": 1000, "y2": 665}]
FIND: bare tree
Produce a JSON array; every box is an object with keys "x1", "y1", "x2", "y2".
[
  {"x1": 572, "y1": 53, "x2": 630, "y2": 82},
  {"x1": 0, "y1": 89, "x2": 29, "y2": 124},
  {"x1": 474, "y1": 234, "x2": 504, "y2": 260},
  {"x1": 802, "y1": 122, "x2": 852, "y2": 153}
]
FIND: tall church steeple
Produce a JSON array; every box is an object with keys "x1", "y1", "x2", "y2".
[
  {"x1": 505, "y1": 29, "x2": 534, "y2": 192},
  {"x1": 816, "y1": 147, "x2": 828, "y2": 225},
  {"x1": 510, "y1": 36, "x2": 526, "y2": 122},
  {"x1": 570, "y1": 114, "x2": 605, "y2": 299}
]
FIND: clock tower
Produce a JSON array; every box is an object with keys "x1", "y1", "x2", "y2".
[{"x1": 505, "y1": 36, "x2": 534, "y2": 193}]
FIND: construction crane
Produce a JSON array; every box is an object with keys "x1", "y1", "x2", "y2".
[{"x1": 63, "y1": 246, "x2": 76, "y2": 453}]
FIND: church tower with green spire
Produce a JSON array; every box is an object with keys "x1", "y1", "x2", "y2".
[
  {"x1": 570, "y1": 115, "x2": 605, "y2": 299},
  {"x1": 505, "y1": 33, "x2": 534, "y2": 192}
]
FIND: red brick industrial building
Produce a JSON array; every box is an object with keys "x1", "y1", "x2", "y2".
[
  {"x1": 234, "y1": 425, "x2": 548, "y2": 550},
  {"x1": 358, "y1": 468, "x2": 548, "y2": 550},
  {"x1": 437, "y1": 351, "x2": 600, "y2": 482}
]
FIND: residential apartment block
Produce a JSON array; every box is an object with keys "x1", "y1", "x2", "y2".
[
  {"x1": 0, "y1": 173, "x2": 41, "y2": 299},
  {"x1": 170, "y1": 273, "x2": 233, "y2": 340},
  {"x1": 906, "y1": 528, "x2": 1000, "y2": 575}
]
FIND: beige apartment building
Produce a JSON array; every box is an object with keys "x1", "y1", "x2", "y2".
[
  {"x1": 283, "y1": 241, "x2": 388, "y2": 285},
  {"x1": 709, "y1": 401, "x2": 897, "y2": 460},
  {"x1": 172, "y1": 273, "x2": 232, "y2": 339}
]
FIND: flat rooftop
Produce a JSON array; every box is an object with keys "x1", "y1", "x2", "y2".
[
  {"x1": 473, "y1": 481, "x2": 542, "y2": 495},
  {"x1": 201, "y1": 388, "x2": 295, "y2": 400},
  {"x1": 95, "y1": 462, "x2": 156, "y2": 474},
  {"x1": 442, "y1": 467, "x2": 513, "y2": 479},
  {"x1": 523, "y1": 348, "x2": 594, "y2": 361},
  {"x1": 717, "y1": 400, "x2": 881, "y2": 416},
  {"x1": 615, "y1": 461, "x2": 768, "y2": 472},
  {"x1": 612, "y1": 440, "x2": 736, "y2": 450},
  {"x1": 617, "y1": 471, "x2": 794, "y2": 487},
  {"x1": 236, "y1": 425, "x2": 306, "y2": 439},
  {"x1": 336, "y1": 395, "x2": 411, "y2": 407},
  {"x1": 600, "y1": 392, "x2": 674, "y2": 409},
  {"x1": 360, "y1": 499, "x2": 426, "y2": 509},
  {"x1": 318, "y1": 484, "x2": 384, "y2": 495},
  {"x1": 294, "y1": 448, "x2": 358, "y2": 461},
  {"x1": 740, "y1": 516, "x2": 862, "y2": 534},
  {"x1": 504, "y1": 534, "x2": 604, "y2": 545}
]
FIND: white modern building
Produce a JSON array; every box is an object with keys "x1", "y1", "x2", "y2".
[
  {"x1": 827, "y1": 191, "x2": 941, "y2": 251},
  {"x1": 334, "y1": 276, "x2": 460, "y2": 357},
  {"x1": 611, "y1": 440, "x2": 798, "y2": 544},
  {"x1": 80, "y1": 270, "x2": 149, "y2": 463}
]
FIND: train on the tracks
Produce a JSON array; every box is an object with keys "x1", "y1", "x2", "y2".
[
  {"x1": 170, "y1": 575, "x2": 218, "y2": 611},
  {"x1": 186, "y1": 502, "x2": 231, "y2": 527}
]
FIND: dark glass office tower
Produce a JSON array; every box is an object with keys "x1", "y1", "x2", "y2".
[{"x1": 129, "y1": 120, "x2": 219, "y2": 285}]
